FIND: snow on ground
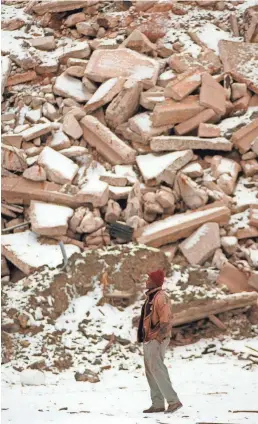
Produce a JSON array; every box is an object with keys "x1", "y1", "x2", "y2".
[{"x1": 2, "y1": 338, "x2": 258, "y2": 424}]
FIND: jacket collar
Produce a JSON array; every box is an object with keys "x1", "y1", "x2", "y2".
[{"x1": 145, "y1": 287, "x2": 162, "y2": 296}]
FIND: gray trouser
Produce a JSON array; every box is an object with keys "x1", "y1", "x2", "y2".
[{"x1": 143, "y1": 338, "x2": 179, "y2": 408}]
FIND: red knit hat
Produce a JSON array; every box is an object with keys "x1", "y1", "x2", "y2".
[{"x1": 148, "y1": 269, "x2": 165, "y2": 287}]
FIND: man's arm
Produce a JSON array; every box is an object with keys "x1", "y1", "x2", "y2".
[{"x1": 155, "y1": 293, "x2": 173, "y2": 343}]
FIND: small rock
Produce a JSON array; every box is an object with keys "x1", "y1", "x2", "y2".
[{"x1": 75, "y1": 369, "x2": 100, "y2": 383}]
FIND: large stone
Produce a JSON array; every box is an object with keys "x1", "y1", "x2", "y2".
[
  {"x1": 85, "y1": 48, "x2": 160, "y2": 89},
  {"x1": 64, "y1": 12, "x2": 86, "y2": 27},
  {"x1": 164, "y1": 66, "x2": 204, "y2": 101},
  {"x1": 128, "y1": 112, "x2": 172, "y2": 143},
  {"x1": 198, "y1": 123, "x2": 221, "y2": 138},
  {"x1": 38, "y1": 147, "x2": 79, "y2": 184},
  {"x1": 174, "y1": 108, "x2": 217, "y2": 136},
  {"x1": 136, "y1": 150, "x2": 193, "y2": 185},
  {"x1": 105, "y1": 199, "x2": 122, "y2": 223},
  {"x1": 58, "y1": 41, "x2": 91, "y2": 62},
  {"x1": 135, "y1": 204, "x2": 230, "y2": 248},
  {"x1": 179, "y1": 222, "x2": 221, "y2": 265},
  {"x1": 200, "y1": 72, "x2": 226, "y2": 115},
  {"x1": 20, "y1": 123, "x2": 52, "y2": 142},
  {"x1": 46, "y1": 129, "x2": 71, "y2": 151},
  {"x1": 1, "y1": 56, "x2": 11, "y2": 98},
  {"x1": 175, "y1": 173, "x2": 208, "y2": 209},
  {"x1": 42, "y1": 103, "x2": 59, "y2": 121},
  {"x1": 63, "y1": 114, "x2": 83, "y2": 140},
  {"x1": 31, "y1": 1, "x2": 89, "y2": 15},
  {"x1": 217, "y1": 262, "x2": 253, "y2": 293},
  {"x1": 23, "y1": 165, "x2": 47, "y2": 182},
  {"x1": 85, "y1": 77, "x2": 125, "y2": 113},
  {"x1": 140, "y1": 86, "x2": 165, "y2": 110},
  {"x1": 81, "y1": 115, "x2": 136, "y2": 165},
  {"x1": 211, "y1": 156, "x2": 241, "y2": 195},
  {"x1": 151, "y1": 135, "x2": 232, "y2": 152},
  {"x1": 120, "y1": 29, "x2": 156, "y2": 54},
  {"x1": 152, "y1": 96, "x2": 204, "y2": 127},
  {"x1": 106, "y1": 80, "x2": 141, "y2": 129},
  {"x1": 2, "y1": 146, "x2": 27, "y2": 172},
  {"x1": 77, "y1": 179, "x2": 109, "y2": 207},
  {"x1": 230, "y1": 118, "x2": 258, "y2": 154},
  {"x1": 2, "y1": 134, "x2": 23, "y2": 149},
  {"x1": 30, "y1": 201, "x2": 73, "y2": 236},
  {"x1": 7, "y1": 70, "x2": 37, "y2": 87},
  {"x1": 53, "y1": 73, "x2": 92, "y2": 103},
  {"x1": 219, "y1": 40, "x2": 258, "y2": 94},
  {"x1": 29, "y1": 36, "x2": 56, "y2": 51}
]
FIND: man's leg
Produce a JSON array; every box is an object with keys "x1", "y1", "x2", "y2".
[
  {"x1": 143, "y1": 342, "x2": 165, "y2": 409},
  {"x1": 147, "y1": 339, "x2": 180, "y2": 406}
]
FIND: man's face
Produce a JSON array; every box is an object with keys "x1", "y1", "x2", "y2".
[{"x1": 146, "y1": 277, "x2": 156, "y2": 290}]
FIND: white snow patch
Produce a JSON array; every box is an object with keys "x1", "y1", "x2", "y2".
[{"x1": 30, "y1": 202, "x2": 73, "y2": 228}]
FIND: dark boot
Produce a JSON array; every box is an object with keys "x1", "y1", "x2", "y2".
[
  {"x1": 143, "y1": 406, "x2": 165, "y2": 413},
  {"x1": 165, "y1": 401, "x2": 183, "y2": 414}
]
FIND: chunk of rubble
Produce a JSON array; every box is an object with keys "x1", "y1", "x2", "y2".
[
  {"x1": 23, "y1": 165, "x2": 47, "y2": 182},
  {"x1": 134, "y1": 204, "x2": 230, "y2": 248},
  {"x1": 105, "y1": 199, "x2": 122, "y2": 223},
  {"x1": 2, "y1": 146, "x2": 27, "y2": 172},
  {"x1": 81, "y1": 116, "x2": 136, "y2": 165},
  {"x1": 164, "y1": 67, "x2": 204, "y2": 101},
  {"x1": 181, "y1": 162, "x2": 203, "y2": 178},
  {"x1": 42, "y1": 103, "x2": 59, "y2": 121},
  {"x1": 219, "y1": 40, "x2": 258, "y2": 94},
  {"x1": 106, "y1": 80, "x2": 141, "y2": 129},
  {"x1": 243, "y1": 6, "x2": 258, "y2": 43},
  {"x1": 140, "y1": 86, "x2": 165, "y2": 110},
  {"x1": 136, "y1": 150, "x2": 193, "y2": 185},
  {"x1": 230, "y1": 118, "x2": 258, "y2": 154},
  {"x1": 250, "y1": 208, "x2": 258, "y2": 228},
  {"x1": 64, "y1": 12, "x2": 85, "y2": 27},
  {"x1": 38, "y1": 147, "x2": 79, "y2": 185},
  {"x1": 249, "y1": 272, "x2": 258, "y2": 291},
  {"x1": 217, "y1": 262, "x2": 253, "y2": 293},
  {"x1": 54, "y1": 73, "x2": 92, "y2": 103},
  {"x1": 109, "y1": 186, "x2": 133, "y2": 200},
  {"x1": 179, "y1": 222, "x2": 220, "y2": 265},
  {"x1": 120, "y1": 29, "x2": 156, "y2": 54},
  {"x1": 221, "y1": 236, "x2": 238, "y2": 255},
  {"x1": 200, "y1": 72, "x2": 226, "y2": 115},
  {"x1": 59, "y1": 146, "x2": 88, "y2": 158},
  {"x1": 30, "y1": 201, "x2": 73, "y2": 236},
  {"x1": 174, "y1": 108, "x2": 217, "y2": 136},
  {"x1": 25, "y1": 108, "x2": 42, "y2": 124},
  {"x1": 175, "y1": 173, "x2": 208, "y2": 209},
  {"x1": 251, "y1": 137, "x2": 258, "y2": 155},
  {"x1": 2, "y1": 134, "x2": 23, "y2": 149},
  {"x1": 157, "y1": 70, "x2": 176, "y2": 88},
  {"x1": 31, "y1": 1, "x2": 89, "y2": 15},
  {"x1": 152, "y1": 96, "x2": 204, "y2": 127},
  {"x1": 211, "y1": 156, "x2": 241, "y2": 195},
  {"x1": 1, "y1": 230, "x2": 80, "y2": 275},
  {"x1": 47, "y1": 129, "x2": 71, "y2": 151},
  {"x1": 7, "y1": 70, "x2": 37, "y2": 87},
  {"x1": 85, "y1": 48, "x2": 160, "y2": 89},
  {"x1": 1, "y1": 56, "x2": 11, "y2": 98},
  {"x1": 29, "y1": 36, "x2": 56, "y2": 51},
  {"x1": 151, "y1": 135, "x2": 232, "y2": 152},
  {"x1": 198, "y1": 123, "x2": 221, "y2": 138},
  {"x1": 241, "y1": 159, "x2": 258, "y2": 177},
  {"x1": 63, "y1": 114, "x2": 83, "y2": 140},
  {"x1": 100, "y1": 172, "x2": 127, "y2": 187},
  {"x1": 85, "y1": 77, "x2": 125, "y2": 113},
  {"x1": 129, "y1": 112, "x2": 171, "y2": 142},
  {"x1": 20, "y1": 123, "x2": 52, "y2": 142},
  {"x1": 77, "y1": 179, "x2": 109, "y2": 207},
  {"x1": 78, "y1": 212, "x2": 104, "y2": 234}
]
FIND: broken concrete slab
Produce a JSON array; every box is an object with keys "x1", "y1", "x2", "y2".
[
  {"x1": 106, "y1": 80, "x2": 141, "y2": 129},
  {"x1": 179, "y1": 222, "x2": 221, "y2": 265},
  {"x1": 175, "y1": 173, "x2": 208, "y2": 209},
  {"x1": 230, "y1": 117, "x2": 258, "y2": 154},
  {"x1": 150, "y1": 135, "x2": 232, "y2": 152},
  {"x1": 31, "y1": 1, "x2": 89, "y2": 15},
  {"x1": 53, "y1": 72, "x2": 92, "y2": 103},
  {"x1": 46, "y1": 129, "x2": 71, "y2": 151},
  {"x1": 219, "y1": 40, "x2": 258, "y2": 94},
  {"x1": 1, "y1": 230, "x2": 80, "y2": 275},
  {"x1": 174, "y1": 108, "x2": 217, "y2": 136},
  {"x1": 20, "y1": 123, "x2": 52, "y2": 142},
  {"x1": 1, "y1": 177, "x2": 81, "y2": 208},
  {"x1": 164, "y1": 66, "x2": 205, "y2": 101},
  {"x1": 7, "y1": 70, "x2": 37, "y2": 87},
  {"x1": 136, "y1": 150, "x2": 193, "y2": 185},
  {"x1": 217, "y1": 262, "x2": 253, "y2": 293},
  {"x1": 198, "y1": 123, "x2": 221, "y2": 138},
  {"x1": 81, "y1": 115, "x2": 136, "y2": 165},
  {"x1": 77, "y1": 179, "x2": 109, "y2": 207},
  {"x1": 29, "y1": 36, "x2": 56, "y2": 51},
  {"x1": 63, "y1": 114, "x2": 83, "y2": 140},
  {"x1": 1, "y1": 56, "x2": 11, "y2": 99},
  {"x1": 152, "y1": 96, "x2": 204, "y2": 127},
  {"x1": 200, "y1": 72, "x2": 226, "y2": 115},
  {"x1": 85, "y1": 48, "x2": 160, "y2": 89},
  {"x1": 128, "y1": 112, "x2": 172, "y2": 143},
  {"x1": 135, "y1": 204, "x2": 230, "y2": 248},
  {"x1": 211, "y1": 155, "x2": 241, "y2": 195},
  {"x1": 23, "y1": 165, "x2": 47, "y2": 182},
  {"x1": 30, "y1": 201, "x2": 73, "y2": 236},
  {"x1": 85, "y1": 77, "x2": 125, "y2": 113},
  {"x1": 38, "y1": 146, "x2": 79, "y2": 185}
]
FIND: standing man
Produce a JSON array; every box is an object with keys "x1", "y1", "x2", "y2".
[{"x1": 138, "y1": 269, "x2": 182, "y2": 414}]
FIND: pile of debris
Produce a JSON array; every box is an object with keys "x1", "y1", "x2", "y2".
[{"x1": 1, "y1": 0, "x2": 258, "y2": 372}]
